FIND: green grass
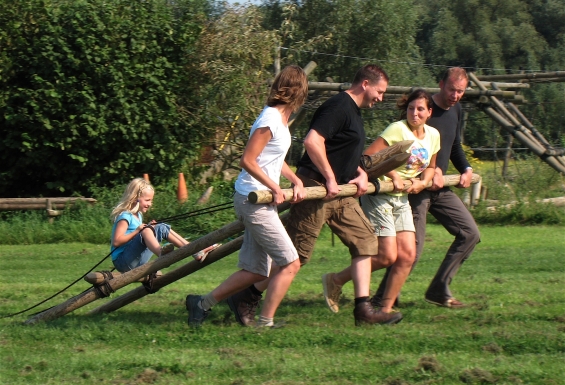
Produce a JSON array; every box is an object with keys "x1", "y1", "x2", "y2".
[{"x1": 1, "y1": 225, "x2": 564, "y2": 384}]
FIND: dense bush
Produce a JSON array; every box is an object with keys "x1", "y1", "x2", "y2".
[{"x1": 0, "y1": 0, "x2": 207, "y2": 197}]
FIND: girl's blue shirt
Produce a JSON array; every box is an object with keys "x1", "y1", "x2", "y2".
[{"x1": 110, "y1": 211, "x2": 142, "y2": 260}]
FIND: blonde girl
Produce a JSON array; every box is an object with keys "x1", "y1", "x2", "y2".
[{"x1": 110, "y1": 178, "x2": 191, "y2": 273}]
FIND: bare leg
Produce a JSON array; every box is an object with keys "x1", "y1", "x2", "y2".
[
  {"x1": 140, "y1": 227, "x2": 162, "y2": 256},
  {"x1": 260, "y1": 259, "x2": 301, "y2": 318},
  {"x1": 380, "y1": 231, "x2": 415, "y2": 312},
  {"x1": 350, "y1": 256, "x2": 372, "y2": 298},
  {"x1": 167, "y1": 229, "x2": 189, "y2": 248},
  {"x1": 254, "y1": 263, "x2": 279, "y2": 292},
  {"x1": 332, "y1": 238, "x2": 397, "y2": 287},
  {"x1": 210, "y1": 270, "x2": 267, "y2": 302}
]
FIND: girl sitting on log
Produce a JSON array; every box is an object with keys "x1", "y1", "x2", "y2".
[{"x1": 110, "y1": 178, "x2": 193, "y2": 273}]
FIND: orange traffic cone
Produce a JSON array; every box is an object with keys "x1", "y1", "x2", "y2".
[
  {"x1": 143, "y1": 173, "x2": 150, "y2": 183},
  {"x1": 177, "y1": 173, "x2": 188, "y2": 203}
]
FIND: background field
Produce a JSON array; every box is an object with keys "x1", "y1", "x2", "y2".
[{"x1": 1, "y1": 224, "x2": 564, "y2": 384}]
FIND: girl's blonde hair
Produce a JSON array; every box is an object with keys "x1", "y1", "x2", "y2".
[{"x1": 110, "y1": 178, "x2": 154, "y2": 222}]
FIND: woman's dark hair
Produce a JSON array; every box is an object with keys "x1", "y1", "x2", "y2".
[{"x1": 397, "y1": 88, "x2": 433, "y2": 119}]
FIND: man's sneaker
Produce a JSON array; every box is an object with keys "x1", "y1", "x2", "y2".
[
  {"x1": 353, "y1": 301, "x2": 403, "y2": 326},
  {"x1": 425, "y1": 296, "x2": 466, "y2": 309},
  {"x1": 226, "y1": 286, "x2": 261, "y2": 326},
  {"x1": 186, "y1": 294, "x2": 210, "y2": 327},
  {"x1": 322, "y1": 273, "x2": 342, "y2": 313}
]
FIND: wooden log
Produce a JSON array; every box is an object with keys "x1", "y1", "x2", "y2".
[
  {"x1": 469, "y1": 72, "x2": 565, "y2": 175},
  {"x1": 0, "y1": 197, "x2": 96, "y2": 211},
  {"x1": 88, "y1": 236, "x2": 245, "y2": 315},
  {"x1": 482, "y1": 106, "x2": 565, "y2": 174},
  {"x1": 476, "y1": 71, "x2": 565, "y2": 81},
  {"x1": 196, "y1": 187, "x2": 214, "y2": 205},
  {"x1": 84, "y1": 271, "x2": 163, "y2": 285},
  {"x1": 360, "y1": 140, "x2": 413, "y2": 180},
  {"x1": 24, "y1": 220, "x2": 243, "y2": 324},
  {"x1": 89, "y1": 212, "x2": 291, "y2": 315},
  {"x1": 306, "y1": 82, "x2": 519, "y2": 99},
  {"x1": 248, "y1": 174, "x2": 482, "y2": 204}
]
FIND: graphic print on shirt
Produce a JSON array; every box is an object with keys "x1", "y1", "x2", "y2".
[{"x1": 405, "y1": 145, "x2": 430, "y2": 174}]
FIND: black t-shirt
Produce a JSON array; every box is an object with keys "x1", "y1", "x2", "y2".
[
  {"x1": 298, "y1": 92, "x2": 365, "y2": 184},
  {"x1": 427, "y1": 99, "x2": 470, "y2": 174}
]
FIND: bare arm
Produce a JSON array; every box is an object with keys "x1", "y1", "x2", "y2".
[
  {"x1": 240, "y1": 126, "x2": 286, "y2": 205},
  {"x1": 281, "y1": 162, "x2": 306, "y2": 203},
  {"x1": 303, "y1": 129, "x2": 340, "y2": 200},
  {"x1": 112, "y1": 219, "x2": 146, "y2": 248}
]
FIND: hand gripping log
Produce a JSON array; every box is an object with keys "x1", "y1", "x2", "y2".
[{"x1": 248, "y1": 174, "x2": 482, "y2": 204}]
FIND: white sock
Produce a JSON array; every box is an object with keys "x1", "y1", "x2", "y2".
[
  {"x1": 257, "y1": 315, "x2": 274, "y2": 327},
  {"x1": 200, "y1": 293, "x2": 217, "y2": 310}
]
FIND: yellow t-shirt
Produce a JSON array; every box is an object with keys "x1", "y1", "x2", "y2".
[{"x1": 379, "y1": 120, "x2": 441, "y2": 193}]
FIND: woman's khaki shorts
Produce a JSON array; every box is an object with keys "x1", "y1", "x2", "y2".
[
  {"x1": 360, "y1": 193, "x2": 415, "y2": 237},
  {"x1": 234, "y1": 193, "x2": 298, "y2": 277}
]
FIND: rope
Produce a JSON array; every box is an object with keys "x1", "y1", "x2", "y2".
[{"x1": 1, "y1": 201, "x2": 234, "y2": 319}]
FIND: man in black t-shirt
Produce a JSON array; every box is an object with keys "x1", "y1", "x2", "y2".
[{"x1": 227, "y1": 64, "x2": 403, "y2": 326}]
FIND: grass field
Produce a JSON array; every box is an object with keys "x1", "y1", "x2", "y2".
[{"x1": 1, "y1": 224, "x2": 564, "y2": 384}]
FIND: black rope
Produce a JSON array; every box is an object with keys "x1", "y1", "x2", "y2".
[
  {"x1": 153, "y1": 201, "x2": 233, "y2": 224},
  {"x1": 1, "y1": 201, "x2": 235, "y2": 319},
  {"x1": 1, "y1": 250, "x2": 114, "y2": 319}
]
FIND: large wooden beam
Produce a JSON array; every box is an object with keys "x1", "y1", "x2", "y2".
[
  {"x1": 476, "y1": 71, "x2": 565, "y2": 81},
  {"x1": 248, "y1": 174, "x2": 481, "y2": 204},
  {"x1": 88, "y1": 236, "x2": 245, "y2": 315},
  {"x1": 306, "y1": 82, "x2": 520, "y2": 99},
  {"x1": 24, "y1": 218, "x2": 245, "y2": 324}
]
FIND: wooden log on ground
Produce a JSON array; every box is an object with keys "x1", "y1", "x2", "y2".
[
  {"x1": 24, "y1": 202, "x2": 290, "y2": 325},
  {"x1": 89, "y1": 212, "x2": 290, "y2": 315},
  {"x1": 84, "y1": 271, "x2": 163, "y2": 285},
  {"x1": 486, "y1": 196, "x2": 565, "y2": 211},
  {"x1": 24, "y1": 219, "x2": 243, "y2": 324},
  {"x1": 249, "y1": 174, "x2": 482, "y2": 204},
  {"x1": 0, "y1": 197, "x2": 96, "y2": 211},
  {"x1": 88, "y1": 236, "x2": 245, "y2": 314}
]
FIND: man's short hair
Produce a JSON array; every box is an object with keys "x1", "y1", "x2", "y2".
[
  {"x1": 352, "y1": 64, "x2": 389, "y2": 86},
  {"x1": 441, "y1": 67, "x2": 468, "y2": 83}
]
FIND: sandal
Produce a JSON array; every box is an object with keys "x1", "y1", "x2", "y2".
[{"x1": 192, "y1": 243, "x2": 221, "y2": 263}]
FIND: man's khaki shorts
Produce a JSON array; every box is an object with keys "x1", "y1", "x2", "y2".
[{"x1": 285, "y1": 175, "x2": 379, "y2": 265}]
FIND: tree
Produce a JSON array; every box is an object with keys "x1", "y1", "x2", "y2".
[{"x1": 0, "y1": 0, "x2": 206, "y2": 197}]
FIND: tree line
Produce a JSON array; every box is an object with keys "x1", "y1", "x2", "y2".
[{"x1": 1, "y1": 0, "x2": 563, "y2": 197}]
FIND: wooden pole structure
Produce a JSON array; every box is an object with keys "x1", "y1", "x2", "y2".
[
  {"x1": 305, "y1": 82, "x2": 521, "y2": 100},
  {"x1": 248, "y1": 174, "x2": 482, "y2": 204},
  {"x1": 24, "y1": 202, "x2": 291, "y2": 324},
  {"x1": 24, "y1": 218, "x2": 245, "y2": 325},
  {"x1": 88, "y1": 236, "x2": 245, "y2": 315},
  {"x1": 476, "y1": 71, "x2": 565, "y2": 81},
  {"x1": 468, "y1": 72, "x2": 565, "y2": 175}
]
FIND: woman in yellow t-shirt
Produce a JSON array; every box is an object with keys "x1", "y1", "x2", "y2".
[{"x1": 360, "y1": 89, "x2": 440, "y2": 315}]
